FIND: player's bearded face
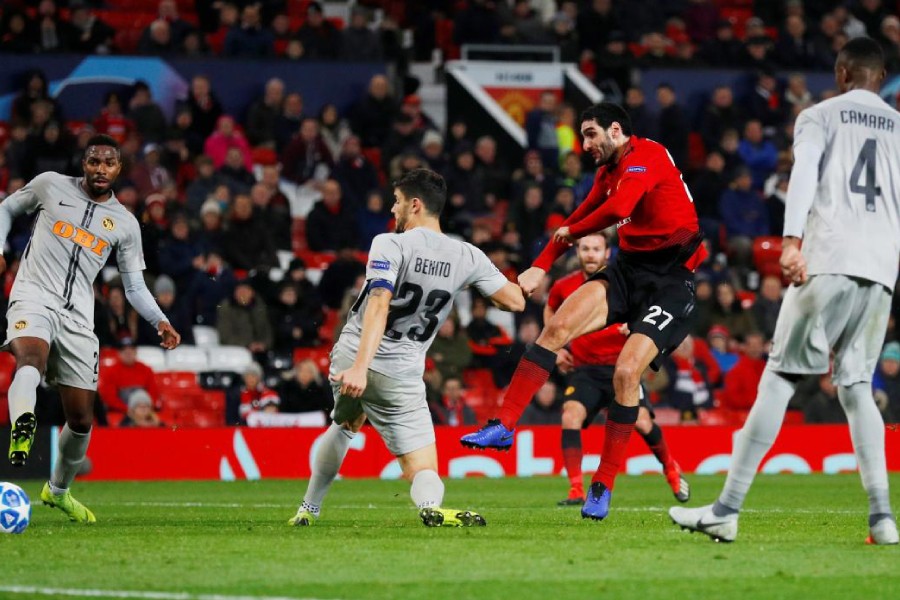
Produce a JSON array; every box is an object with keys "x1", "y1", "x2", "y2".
[
  {"x1": 82, "y1": 146, "x2": 122, "y2": 197},
  {"x1": 581, "y1": 121, "x2": 617, "y2": 166},
  {"x1": 392, "y1": 190, "x2": 410, "y2": 233},
  {"x1": 577, "y1": 238, "x2": 607, "y2": 275}
]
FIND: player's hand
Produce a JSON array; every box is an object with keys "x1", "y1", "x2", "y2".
[
  {"x1": 556, "y1": 348, "x2": 575, "y2": 374},
  {"x1": 518, "y1": 266, "x2": 546, "y2": 297},
  {"x1": 0, "y1": 255, "x2": 6, "y2": 275},
  {"x1": 157, "y1": 321, "x2": 181, "y2": 350},
  {"x1": 331, "y1": 365, "x2": 368, "y2": 398},
  {"x1": 552, "y1": 226, "x2": 574, "y2": 246},
  {"x1": 618, "y1": 323, "x2": 630, "y2": 336},
  {"x1": 780, "y1": 243, "x2": 807, "y2": 285}
]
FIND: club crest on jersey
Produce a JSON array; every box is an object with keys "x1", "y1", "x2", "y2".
[
  {"x1": 626, "y1": 166, "x2": 647, "y2": 173},
  {"x1": 102, "y1": 217, "x2": 115, "y2": 231},
  {"x1": 13, "y1": 320, "x2": 27, "y2": 330},
  {"x1": 369, "y1": 259, "x2": 391, "y2": 270},
  {"x1": 52, "y1": 220, "x2": 111, "y2": 257}
]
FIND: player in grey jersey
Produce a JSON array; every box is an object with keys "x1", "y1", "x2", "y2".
[
  {"x1": 0, "y1": 135, "x2": 181, "y2": 523},
  {"x1": 289, "y1": 168, "x2": 524, "y2": 527},
  {"x1": 671, "y1": 37, "x2": 899, "y2": 545}
]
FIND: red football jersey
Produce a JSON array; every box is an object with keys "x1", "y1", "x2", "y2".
[
  {"x1": 534, "y1": 136, "x2": 707, "y2": 271},
  {"x1": 547, "y1": 270, "x2": 625, "y2": 367}
]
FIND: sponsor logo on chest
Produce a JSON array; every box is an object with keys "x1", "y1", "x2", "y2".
[{"x1": 52, "y1": 220, "x2": 111, "y2": 257}]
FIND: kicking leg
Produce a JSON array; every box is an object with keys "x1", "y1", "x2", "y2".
[
  {"x1": 559, "y1": 401, "x2": 587, "y2": 505},
  {"x1": 41, "y1": 385, "x2": 96, "y2": 524},
  {"x1": 583, "y1": 333, "x2": 658, "y2": 520},
  {"x1": 7, "y1": 337, "x2": 49, "y2": 466},
  {"x1": 462, "y1": 281, "x2": 610, "y2": 449},
  {"x1": 290, "y1": 413, "x2": 365, "y2": 526},
  {"x1": 638, "y1": 409, "x2": 689, "y2": 502},
  {"x1": 837, "y1": 382, "x2": 897, "y2": 544}
]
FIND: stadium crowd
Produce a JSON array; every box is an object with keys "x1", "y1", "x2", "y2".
[{"x1": 1, "y1": 0, "x2": 900, "y2": 428}]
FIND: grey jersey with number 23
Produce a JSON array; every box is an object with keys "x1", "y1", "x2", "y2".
[{"x1": 334, "y1": 228, "x2": 508, "y2": 379}]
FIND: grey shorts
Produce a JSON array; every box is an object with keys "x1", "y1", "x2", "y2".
[
  {"x1": 3, "y1": 301, "x2": 100, "y2": 391},
  {"x1": 329, "y1": 350, "x2": 434, "y2": 456},
  {"x1": 768, "y1": 274, "x2": 891, "y2": 386}
]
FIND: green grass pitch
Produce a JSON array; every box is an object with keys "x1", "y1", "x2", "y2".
[{"x1": 1, "y1": 475, "x2": 899, "y2": 600}]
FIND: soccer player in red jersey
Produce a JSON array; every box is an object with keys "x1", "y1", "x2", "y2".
[
  {"x1": 549, "y1": 233, "x2": 689, "y2": 506},
  {"x1": 461, "y1": 102, "x2": 706, "y2": 521}
]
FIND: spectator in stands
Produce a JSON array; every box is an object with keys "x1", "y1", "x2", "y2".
[
  {"x1": 445, "y1": 143, "x2": 489, "y2": 218},
  {"x1": 700, "y1": 86, "x2": 745, "y2": 151},
  {"x1": 340, "y1": 5, "x2": 383, "y2": 61},
  {"x1": 217, "y1": 147, "x2": 256, "y2": 194},
  {"x1": 196, "y1": 199, "x2": 226, "y2": 252},
  {"x1": 127, "y1": 81, "x2": 167, "y2": 145},
  {"x1": 331, "y1": 135, "x2": 379, "y2": 210},
  {"x1": 525, "y1": 91, "x2": 560, "y2": 172},
  {"x1": 684, "y1": 0, "x2": 719, "y2": 43},
  {"x1": 318, "y1": 103, "x2": 352, "y2": 160},
  {"x1": 474, "y1": 135, "x2": 511, "y2": 202},
  {"x1": 428, "y1": 314, "x2": 473, "y2": 382},
  {"x1": 418, "y1": 130, "x2": 448, "y2": 174},
  {"x1": 880, "y1": 15, "x2": 900, "y2": 71},
  {"x1": 169, "y1": 105, "x2": 205, "y2": 157},
  {"x1": 238, "y1": 362, "x2": 281, "y2": 422},
  {"x1": 32, "y1": 0, "x2": 72, "y2": 53},
  {"x1": 185, "y1": 250, "x2": 236, "y2": 326},
  {"x1": 662, "y1": 335, "x2": 713, "y2": 420},
  {"x1": 594, "y1": 31, "x2": 633, "y2": 98},
  {"x1": 466, "y1": 295, "x2": 513, "y2": 375},
  {"x1": 520, "y1": 381, "x2": 562, "y2": 425},
  {"x1": 185, "y1": 156, "x2": 221, "y2": 215},
  {"x1": 184, "y1": 75, "x2": 222, "y2": 139},
  {"x1": 873, "y1": 342, "x2": 900, "y2": 422},
  {"x1": 802, "y1": 374, "x2": 845, "y2": 424},
  {"x1": 23, "y1": 121, "x2": 73, "y2": 179},
  {"x1": 281, "y1": 117, "x2": 333, "y2": 186},
  {"x1": 655, "y1": 83, "x2": 689, "y2": 170},
  {"x1": 181, "y1": 29, "x2": 210, "y2": 56},
  {"x1": 698, "y1": 19, "x2": 743, "y2": 67},
  {"x1": 138, "y1": 19, "x2": 177, "y2": 55},
  {"x1": 11, "y1": 71, "x2": 61, "y2": 129},
  {"x1": 131, "y1": 143, "x2": 173, "y2": 197},
  {"x1": 557, "y1": 151, "x2": 592, "y2": 204},
  {"x1": 119, "y1": 389, "x2": 164, "y2": 428},
  {"x1": 217, "y1": 281, "x2": 273, "y2": 353},
  {"x1": 637, "y1": 31, "x2": 679, "y2": 69},
  {"x1": 549, "y1": 10, "x2": 579, "y2": 61},
  {"x1": 158, "y1": 214, "x2": 203, "y2": 288},
  {"x1": 296, "y1": 1, "x2": 340, "y2": 59},
  {"x1": 306, "y1": 180, "x2": 359, "y2": 252},
  {"x1": 244, "y1": 78, "x2": 284, "y2": 149},
  {"x1": 269, "y1": 282, "x2": 322, "y2": 351},
  {"x1": 687, "y1": 151, "x2": 726, "y2": 244},
  {"x1": 317, "y1": 247, "x2": 365, "y2": 309},
  {"x1": 274, "y1": 92, "x2": 305, "y2": 152},
  {"x1": 738, "y1": 120, "x2": 778, "y2": 191},
  {"x1": 225, "y1": 3, "x2": 274, "y2": 58},
  {"x1": 853, "y1": 0, "x2": 888, "y2": 41},
  {"x1": 349, "y1": 74, "x2": 397, "y2": 149},
  {"x1": 93, "y1": 91, "x2": 134, "y2": 146},
  {"x1": 279, "y1": 359, "x2": 333, "y2": 414},
  {"x1": 155, "y1": 0, "x2": 194, "y2": 45},
  {"x1": 710, "y1": 282, "x2": 758, "y2": 342},
  {"x1": 454, "y1": 0, "x2": 502, "y2": 46},
  {"x1": 576, "y1": 0, "x2": 618, "y2": 55},
  {"x1": 784, "y1": 73, "x2": 813, "y2": 115},
  {"x1": 752, "y1": 275, "x2": 783, "y2": 341},
  {"x1": 98, "y1": 338, "x2": 160, "y2": 417},
  {"x1": 512, "y1": 148, "x2": 557, "y2": 208},
  {"x1": 221, "y1": 193, "x2": 278, "y2": 271},
  {"x1": 67, "y1": 1, "x2": 113, "y2": 54},
  {"x1": 719, "y1": 167, "x2": 770, "y2": 271},
  {"x1": 204, "y1": 115, "x2": 252, "y2": 171},
  {"x1": 249, "y1": 182, "x2": 290, "y2": 250},
  {"x1": 775, "y1": 14, "x2": 818, "y2": 69},
  {"x1": 429, "y1": 377, "x2": 478, "y2": 426},
  {"x1": 282, "y1": 257, "x2": 322, "y2": 311},
  {"x1": 103, "y1": 286, "x2": 139, "y2": 344},
  {"x1": 747, "y1": 70, "x2": 785, "y2": 130},
  {"x1": 510, "y1": 184, "x2": 549, "y2": 262},
  {"x1": 382, "y1": 113, "x2": 425, "y2": 170},
  {"x1": 719, "y1": 331, "x2": 767, "y2": 411},
  {"x1": 357, "y1": 190, "x2": 391, "y2": 251},
  {"x1": 1, "y1": 9, "x2": 34, "y2": 54},
  {"x1": 141, "y1": 275, "x2": 195, "y2": 347}
]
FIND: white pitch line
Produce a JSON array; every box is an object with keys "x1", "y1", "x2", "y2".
[
  {"x1": 89, "y1": 501, "x2": 867, "y2": 515},
  {"x1": 0, "y1": 586, "x2": 331, "y2": 600}
]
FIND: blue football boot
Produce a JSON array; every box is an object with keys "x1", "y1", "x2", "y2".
[
  {"x1": 459, "y1": 419, "x2": 515, "y2": 451},
  {"x1": 581, "y1": 482, "x2": 612, "y2": 521}
]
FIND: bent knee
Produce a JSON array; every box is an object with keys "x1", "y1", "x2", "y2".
[
  {"x1": 613, "y1": 363, "x2": 642, "y2": 389},
  {"x1": 561, "y1": 404, "x2": 586, "y2": 428}
]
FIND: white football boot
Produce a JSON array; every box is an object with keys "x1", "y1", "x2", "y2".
[{"x1": 669, "y1": 504, "x2": 738, "y2": 543}]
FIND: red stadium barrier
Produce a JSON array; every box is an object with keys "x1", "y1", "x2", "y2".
[{"x1": 80, "y1": 425, "x2": 900, "y2": 481}]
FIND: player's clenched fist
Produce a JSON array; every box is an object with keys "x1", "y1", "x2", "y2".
[
  {"x1": 779, "y1": 242, "x2": 807, "y2": 285},
  {"x1": 332, "y1": 365, "x2": 368, "y2": 398},
  {"x1": 157, "y1": 321, "x2": 182, "y2": 350},
  {"x1": 517, "y1": 266, "x2": 546, "y2": 297}
]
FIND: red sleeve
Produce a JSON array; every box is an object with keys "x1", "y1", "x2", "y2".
[
  {"x1": 567, "y1": 177, "x2": 648, "y2": 238},
  {"x1": 532, "y1": 173, "x2": 608, "y2": 271}
]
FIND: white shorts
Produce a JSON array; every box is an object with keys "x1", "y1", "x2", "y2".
[
  {"x1": 768, "y1": 274, "x2": 891, "y2": 386},
  {"x1": 329, "y1": 349, "x2": 434, "y2": 456},
  {"x1": 3, "y1": 301, "x2": 100, "y2": 391}
]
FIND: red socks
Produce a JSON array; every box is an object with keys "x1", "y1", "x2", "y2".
[
  {"x1": 561, "y1": 429, "x2": 583, "y2": 492},
  {"x1": 497, "y1": 344, "x2": 557, "y2": 429},
  {"x1": 592, "y1": 402, "x2": 639, "y2": 491},
  {"x1": 641, "y1": 423, "x2": 674, "y2": 470}
]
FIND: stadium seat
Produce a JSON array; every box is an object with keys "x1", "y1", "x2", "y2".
[
  {"x1": 136, "y1": 346, "x2": 167, "y2": 371},
  {"x1": 207, "y1": 345, "x2": 253, "y2": 372},
  {"x1": 198, "y1": 370, "x2": 240, "y2": 389},
  {"x1": 752, "y1": 236, "x2": 784, "y2": 279},
  {"x1": 156, "y1": 370, "x2": 200, "y2": 390},
  {"x1": 192, "y1": 325, "x2": 220, "y2": 348},
  {"x1": 319, "y1": 308, "x2": 339, "y2": 343},
  {"x1": 164, "y1": 346, "x2": 210, "y2": 372}
]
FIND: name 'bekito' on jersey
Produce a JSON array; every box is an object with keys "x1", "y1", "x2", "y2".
[{"x1": 334, "y1": 229, "x2": 508, "y2": 379}]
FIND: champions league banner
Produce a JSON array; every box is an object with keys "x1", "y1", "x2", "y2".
[
  {"x1": 77, "y1": 425, "x2": 900, "y2": 481},
  {"x1": 0, "y1": 54, "x2": 384, "y2": 123}
]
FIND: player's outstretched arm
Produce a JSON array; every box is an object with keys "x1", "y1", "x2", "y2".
[
  {"x1": 120, "y1": 271, "x2": 181, "y2": 349},
  {"x1": 333, "y1": 285, "x2": 393, "y2": 398},
  {"x1": 488, "y1": 281, "x2": 526, "y2": 312}
]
